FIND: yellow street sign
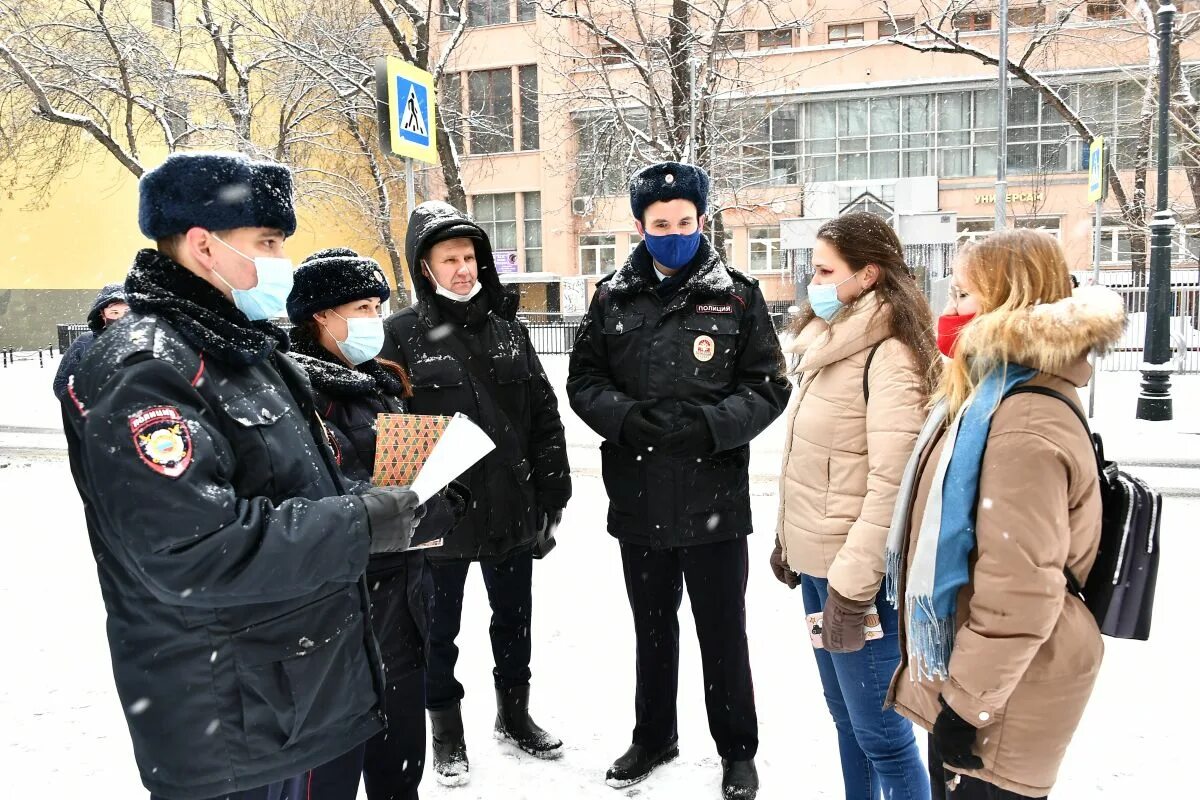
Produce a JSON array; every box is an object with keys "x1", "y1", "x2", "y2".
[{"x1": 375, "y1": 57, "x2": 438, "y2": 165}]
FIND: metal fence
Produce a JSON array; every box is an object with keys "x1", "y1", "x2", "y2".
[{"x1": 1096, "y1": 285, "x2": 1200, "y2": 373}]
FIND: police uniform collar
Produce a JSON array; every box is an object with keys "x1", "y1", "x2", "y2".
[
  {"x1": 125, "y1": 248, "x2": 289, "y2": 367},
  {"x1": 288, "y1": 324, "x2": 407, "y2": 399}
]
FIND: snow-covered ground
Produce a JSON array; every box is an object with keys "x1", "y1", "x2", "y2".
[{"x1": 1, "y1": 353, "x2": 1197, "y2": 798}]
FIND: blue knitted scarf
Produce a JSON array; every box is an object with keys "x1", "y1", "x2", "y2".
[{"x1": 885, "y1": 365, "x2": 1036, "y2": 681}]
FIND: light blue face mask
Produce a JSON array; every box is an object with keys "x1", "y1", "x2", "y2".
[
  {"x1": 212, "y1": 236, "x2": 294, "y2": 321},
  {"x1": 328, "y1": 312, "x2": 385, "y2": 365},
  {"x1": 808, "y1": 275, "x2": 857, "y2": 322}
]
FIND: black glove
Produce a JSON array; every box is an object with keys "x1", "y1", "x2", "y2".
[
  {"x1": 655, "y1": 404, "x2": 715, "y2": 458},
  {"x1": 360, "y1": 486, "x2": 422, "y2": 554},
  {"x1": 443, "y1": 480, "x2": 471, "y2": 523},
  {"x1": 932, "y1": 696, "x2": 985, "y2": 771},
  {"x1": 821, "y1": 586, "x2": 874, "y2": 653},
  {"x1": 769, "y1": 540, "x2": 800, "y2": 589},
  {"x1": 620, "y1": 401, "x2": 669, "y2": 450},
  {"x1": 532, "y1": 507, "x2": 562, "y2": 560}
]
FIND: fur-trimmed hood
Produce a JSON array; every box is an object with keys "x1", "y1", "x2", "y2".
[{"x1": 958, "y1": 286, "x2": 1127, "y2": 384}]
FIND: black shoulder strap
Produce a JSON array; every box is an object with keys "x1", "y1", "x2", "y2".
[
  {"x1": 862, "y1": 341, "x2": 884, "y2": 403},
  {"x1": 1006, "y1": 384, "x2": 1096, "y2": 602}
]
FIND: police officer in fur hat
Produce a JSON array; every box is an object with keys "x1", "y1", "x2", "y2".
[
  {"x1": 63, "y1": 151, "x2": 421, "y2": 800},
  {"x1": 567, "y1": 162, "x2": 792, "y2": 800}
]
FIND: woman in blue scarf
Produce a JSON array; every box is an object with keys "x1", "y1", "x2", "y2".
[{"x1": 885, "y1": 230, "x2": 1126, "y2": 799}]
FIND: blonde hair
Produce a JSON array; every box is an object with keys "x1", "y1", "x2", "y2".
[{"x1": 932, "y1": 229, "x2": 1072, "y2": 416}]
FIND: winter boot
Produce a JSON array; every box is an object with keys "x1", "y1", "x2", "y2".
[
  {"x1": 429, "y1": 704, "x2": 469, "y2": 787},
  {"x1": 604, "y1": 740, "x2": 680, "y2": 788},
  {"x1": 721, "y1": 758, "x2": 759, "y2": 800},
  {"x1": 493, "y1": 685, "x2": 563, "y2": 759}
]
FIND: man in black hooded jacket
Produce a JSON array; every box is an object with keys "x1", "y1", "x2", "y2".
[
  {"x1": 380, "y1": 200, "x2": 571, "y2": 786},
  {"x1": 52, "y1": 282, "x2": 129, "y2": 403}
]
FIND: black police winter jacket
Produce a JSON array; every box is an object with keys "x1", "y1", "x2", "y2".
[
  {"x1": 567, "y1": 239, "x2": 792, "y2": 549},
  {"x1": 63, "y1": 251, "x2": 383, "y2": 799},
  {"x1": 379, "y1": 203, "x2": 571, "y2": 563},
  {"x1": 289, "y1": 328, "x2": 465, "y2": 678}
]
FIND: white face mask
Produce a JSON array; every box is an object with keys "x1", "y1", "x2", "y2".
[
  {"x1": 210, "y1": 235, "x2": 294, "y2": 321},
  {"x1": 321, "y1": 311, "x2": 385, "y2": 365},
  {"x1": 424, "y1": 261, "x2": 482, "y2": 303}
]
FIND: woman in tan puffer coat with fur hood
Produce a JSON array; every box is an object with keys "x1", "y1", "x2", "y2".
[
  {"x1": 885, "y1": 229, "x2": 1124, "y2": 800},
  {"x1": 772, "y1": 212, "x2": 940, "y2": 800}
]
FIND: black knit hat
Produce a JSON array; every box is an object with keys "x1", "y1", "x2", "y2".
[
  {"x1": 138, "y1": 151, "x2": 297, "y2": 239},
  {"x1": 629, "y1": 161, "x2": 710, "y2": 221},
  {"x1": 286, "y1": 248, "x2": 391, "y2": 324}
]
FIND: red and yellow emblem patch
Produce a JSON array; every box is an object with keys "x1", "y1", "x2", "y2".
[{"x1": 129, "y1": 406, "x2": 193, "y2": 478}]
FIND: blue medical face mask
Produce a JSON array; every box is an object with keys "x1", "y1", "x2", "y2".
[
  {"x1": 643, "y1": 229, "x2": 702, "y2": 271},
  {"x1": 808, "y1": 274, "x2": 857, "y2": 322},
  {"x1": 327, "y1": 312, "x2": 385, "y2": 365},
  {"x1": 211, "y1": 235, "x2": 294, "y2": 321}
]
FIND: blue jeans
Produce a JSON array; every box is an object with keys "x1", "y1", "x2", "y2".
[{"x1": 801, "y1": 574, "x2": 929, "y2": 800}]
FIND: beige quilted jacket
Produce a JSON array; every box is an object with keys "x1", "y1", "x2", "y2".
[{"x1": 775, "y1": 291, "x2": 928, "y2": 601}]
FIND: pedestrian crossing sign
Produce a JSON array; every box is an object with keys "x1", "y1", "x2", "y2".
[{"x1": 375, "y1": 57, "x2": 438, "y2": 164}]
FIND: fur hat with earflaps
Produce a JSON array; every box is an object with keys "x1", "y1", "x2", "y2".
[
  {"x1": 287, "y1": 248, "x2": 391, "y2": 324},
  {"x1": 629, "y1": 162, "x2": 710, "y2": 221},
  {"x1": 138, "y1": 151, "x2": 297, "y2": 240}
]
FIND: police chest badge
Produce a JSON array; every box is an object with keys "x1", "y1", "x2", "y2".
[
  {"x1": 129, "y1": 406, "x2": 193, "y2": 478},
  {"x1": 693, "y1": 334, "x2": 716, "y2": 362}
]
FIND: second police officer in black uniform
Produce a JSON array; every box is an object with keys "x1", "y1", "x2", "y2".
[{"x1": 568, "y1": 162, "x2": 792, "y2": 800}]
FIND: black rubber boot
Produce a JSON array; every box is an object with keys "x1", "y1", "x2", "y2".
[
  {"x1": 721, "y1": 758, "x2": 759, "y2": 800},
  {"x1": 604, "y1": 740, "x2": 680, "y2": 788},
  {"x1": 429, "y1": 704, "x2": 469, "y2": 787},
  {"x1": 493, "y1": 685, "x2": 563, "y2": 760}
]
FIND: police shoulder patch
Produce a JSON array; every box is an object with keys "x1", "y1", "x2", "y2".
[{"x1": 129, "y1": 405, "x2": 193, "y2": 478}]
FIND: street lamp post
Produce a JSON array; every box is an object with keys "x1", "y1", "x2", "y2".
[
  {"x1": 995, "y1": 0, "x2": 1009, "y2": 231},
  {"x1": 1136, "y1": 2, "x2": 1177, "y2": 421}
]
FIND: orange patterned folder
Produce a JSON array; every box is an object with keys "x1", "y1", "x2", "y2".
[{"x1": 373, "y1": 414, "x2": 453, "y2": 487}]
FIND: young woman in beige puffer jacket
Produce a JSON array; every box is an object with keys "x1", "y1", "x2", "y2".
[{"x1": 771, "y1": 212, "x2": 939, "y2": 800}]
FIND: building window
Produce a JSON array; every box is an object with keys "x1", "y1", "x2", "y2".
[
  {"x1": 714, "y1": 32, "x2": 746, "y2": 53},
  {"x1": 758, "y1": 29, "x2": 794, "y2": 49},
  {"x1": 467, "y1": 68, "x2": 515, "y2": 154},
  {"x1": 441, "y1": 73, "x2": 465, "y2": 155},
  {"x1": 1014, "y1": 216, "x2": 1062, "y2": 237},
  {"x1": 467, "y1": 0, "x2": 510, "y2": 27},
  {"x1": 957, "y1": 219, "x2": 993, "y2": 246},
  {"x1": 743, "y1": 104, "x2": 802, "y2": 186},
  {"x1": 472, "y1": 193, "x2": 518, "y2": 251},
  {"x1": 953, "y1": 12, "x2": 993, "y2": 31},
  {"x1": 628, "y1": 233, "x2": 642, "y2": 259},
  {"x1": 1009, "y1": 6, "x2": 1046, "y2": 26},
  {"x1": 440, "y1": 0, "x2": 461, "y2": 31},
  {"x1": 828, "y1": 23, "x2": 865, "y2": 44},
  {"x1": 1005, "y1": 86, "x2": 1070, "y2": 174},
  {"x1": 151, "y1": 0, "x2": 176, "y2": 29},
  {"x1": 1099, "y1": 218, "x2": 1135, "y2": 264},
  {"x1": 523, "y1": 192, "x2": 542, "y2": 272},
  {"x1": 749, "y1": 227, "x2": 783, "y2": 272},
  {"x1": 1086, "y1": 1, "x2": 1126, "y2": 21},
  {"x1": 880, "y1": 17, "x2": 916, "y2": 37},
  {"x1": 518, "y1": 0, "x2": 536, "y2": 23},
  {"x1": 579, "y1": 235, "x2": 618, "y2": 276},
  {"x1": 519, "y1": 65, "x2": 539, "y2": 151}
]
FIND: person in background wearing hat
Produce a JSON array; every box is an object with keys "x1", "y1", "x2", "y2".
[
  {"x1": 62, "y1": 151, "x2": 422, "y2": 800},
  {"x1": 286, "y1": 248, "x2": 470, "y2": 800},
  {"x1": 52, "y1": 282, "x2": 129, "y2": 403},
  {"x1": 566, "y1": 162, "x2": 791, "y2": 799},
  {"x1": 379, "y1": 201, "x2": 572, "y2": 787}
]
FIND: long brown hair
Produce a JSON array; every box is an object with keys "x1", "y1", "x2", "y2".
[
  {"x1": 790, "y1": 212, "x2": 940, "y2": 397},
  {"x1": 932, "y1": 229, "x2": 1072, "y2": 416},
  {"x1": 297, "y1": 318, "x2": 413, "y2": 398}
]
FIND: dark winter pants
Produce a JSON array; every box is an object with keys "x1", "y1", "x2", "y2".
[
  {"x1": 619, "y1": 537, "x2": 758, "y2": 760},
  {"x1": 929, "y1": 737, "x2": 1047, "y2": 800},
  {"x1": 305, "y1": 668, "x2": 427, "y2": 800},
  {"x1": 150, "y1": 775, "x2": 307, "y2": 800},
  {"x1": 425, "y1": 548, "x2": 533, "y2": 710}
]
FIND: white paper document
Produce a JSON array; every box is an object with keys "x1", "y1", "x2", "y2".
[{"x1": 409, "y1": 413, "x2": 495, "y2": 505}]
